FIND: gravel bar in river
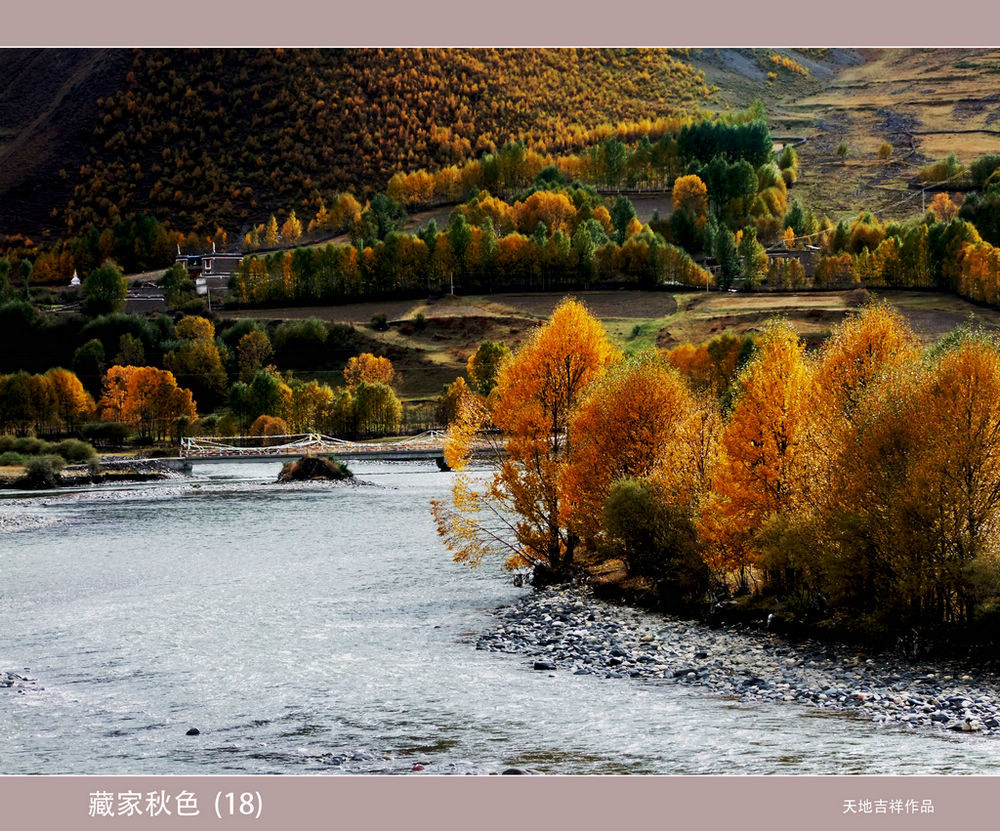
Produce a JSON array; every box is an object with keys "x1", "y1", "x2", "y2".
[{"x1": 477, "y1": 583, "x2": 1000, "y2": 737}]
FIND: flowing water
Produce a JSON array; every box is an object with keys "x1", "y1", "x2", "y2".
[{"x1": 4, "y1": 460, "x2": 1000, "y2": 775}]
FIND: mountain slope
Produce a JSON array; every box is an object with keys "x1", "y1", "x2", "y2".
[
  {"x1": 0, "y1": 48, "x2": 719, "y2": 240},
  {"x1": 0, "y1": 49, "x2": 132, "y2": 240}
]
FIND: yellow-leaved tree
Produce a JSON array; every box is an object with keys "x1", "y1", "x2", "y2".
[
  {"x1": 281, "y1": 210, "x2": 303, "y2": 243},
  {"x1": 698, "y1": 320, "x2": 816, "y2": 588},
  {"x1": 99, "y1": 366, "x2": 197, "y2": 441},
  {"x1": 672, "y1": 174, "x2": 709, "y2": 215},
  {"x1": 812, "y1": 302, "x2": 920, "y2": 438},
  {"x1": 344, "y1": 353, "x2": 396, "y2": 389},
  {"x1": 830, "y1": 330, "x2": 1000, "y2": 630},
  {"x1": 750, "y1": 303, "x2": 924, "y2": 606},
  {"x1": 559, "y1": 353, "x2": 703, "y2": 547},
  {"x1": 432, "y1": 297, "x2": 618, "y2": 576},
  {"x1": 45, "y1": 368, "x2": 95, "y2": 432}
]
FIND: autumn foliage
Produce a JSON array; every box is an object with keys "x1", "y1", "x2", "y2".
[
  {"x1": 98, "y1": 365, "x2": 197, "y2": 440},
  {"x1": 0, "y1": 368, "x2": 95, "y2": 435},
  {"x1": 434, "y1": 298, "x2": 617, "y2": 573},
  {"x1": 62, "y1": 49, "x2": 715, "y2": 237},
  {"x1": 699, "y1": 321, "x2": 816, "y2": 583},
  {"x1": 433, "y1": 297, "x2": 1000, "y2": 643},
  {"x1": 560, "y1": 355, "x2": 703, "y2": 546},
  {"x1": 343, "y1": 353, "x2": 395, "y2": 389}
]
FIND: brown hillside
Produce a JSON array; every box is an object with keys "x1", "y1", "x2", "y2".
[
  {"x1": 772, "y1": 49, "x2": 1000, "y2": 220},
  {"x1": 53, "y1": 48, "x2": 718, "y2": 238},
  {"x1": 0, "y1": 49, "x2": 132, "y2": 239},
  {"x1": 5, "y1": 48, "x2": 1000, "y2": 247}
]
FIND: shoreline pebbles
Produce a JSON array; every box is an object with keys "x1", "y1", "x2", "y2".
[
  {"x1": 0, "y1": 476, "x2": 380, "y2": 533},
  {"x1": 477, "y1": 583, "x2": 1000, "y2": 737}
]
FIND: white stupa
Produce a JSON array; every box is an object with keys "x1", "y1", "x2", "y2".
[{"x1": 69, "y1": 270, "x2": 80, "y2": 287}]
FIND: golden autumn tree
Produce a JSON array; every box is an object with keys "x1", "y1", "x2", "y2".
[
  {"x1": 813, "y1": 302, "x2": 920, "y2": 426},
  {"x1": 309, "y1": 201, "x2": 331, "y2": 233},
  {"x1": 331, "y1": 193, "x2": 363, "y2": 232},
  {"x1": 175, "y1": 315, "x2": 215, "y2": 342},
  {"x1": 281, "y1": 210, "x2": 303, "y2": 243},
  {"x1": 433, "y1": 297, "x2": 618, "y2": 575},
  {"x1": 44, "y1": 368, "x2": 95, "y2": 432},
  {"x1": 343, "y1": 353, "x2": 395, "y2": 389},
  {"x1": 623, "y1": 216, "x2": 644, "y2": 240},
  {"x1": 672, "y1": 174, "x2": 709, "y2": 215},
  {"x1": 698, "y1": 320, "x2": 816, "y2": 587},
  {"x1": 99, "y1": 366, "x2": 197, "y2": 441},
  {"x1": 929, "y1": 192, "x2": 960, "y2": 222},
  {"x1": 436, "y1": 375, "x2": 474, "y2": 425},
  {"x1": 664, "y1": 332, "x2": 750, "y2": 397},
  {"x1": 264, "y1": 215, "x2": 279, "y2": 247},
  {"x1": 825, "y1": 330, "x2": 1000, "y2": 630},
  {"x1": 237, "y1": 329, "x2": 274, "y2": 383},
  {"x1": 514, "y1": 191, "x2": 578, "y2": 236},
  {"x1": 164, "y1": 316, "x2": 228, "y2": 410},
  {"x1": 663, "y1": 342, "x2": 709, "y2": 389},
  {"x1": 559, "y1": 353, "x2": 703, "y2": 546},
  {"x1": 285, "y1": 380, "x2": 335, "y2": 432},
  {"x1": 738, "y1": 305, "x2": 925, "y2": 607},
  {"x1": 249, "y1": 414, "x2": 289, "y2": 436}
]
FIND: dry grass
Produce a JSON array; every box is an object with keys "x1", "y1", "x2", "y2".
[
  {"x1": 657, "y1": 289, "x2": 1000, "y2": 348},
  {"x1": 255, "y1": 288, "x2": 1000, "y2": 400},
  {"x1": 874, "y1": 290, "x2": 1000, "y2": 340},
  {"x1": 772, "y1": 48, "x2": 1000, "y2": 221}
]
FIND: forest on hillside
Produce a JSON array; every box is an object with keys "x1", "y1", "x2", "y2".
[{"x1": 60, "y1": 49, "x2": 716, "y2": 238}]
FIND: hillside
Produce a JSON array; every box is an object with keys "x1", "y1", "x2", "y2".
[
  {"x1": 0, "y1": 48, "x2": 719, "y2": 241},
  {"x1": 225, "y1": 288, "x2": 1000, "y2": 402},
  {"x1": 0, "y1": 50, "x2": 132, "y2": 240},
  {"x1": 5, "y1": 48, "x2": 1000, "y2": 251},
  {"x1": 769, "y1": 49, "x2": 1000, "y2": 221}
]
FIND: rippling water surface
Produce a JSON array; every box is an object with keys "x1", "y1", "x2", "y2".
[{"x1": 4, "y1": 460, "x2": 1000, "y2": 774}]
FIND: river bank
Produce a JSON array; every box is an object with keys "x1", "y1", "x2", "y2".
[
  {"x1": 0, "y1": 457, "x2": 182, "y2": 491},
  {"x1": 479, "y1": 582, "x2": 1000, "y2": 737},
  {"x1": 0, "y1": 472, "x2": 380, "y2": 533}
]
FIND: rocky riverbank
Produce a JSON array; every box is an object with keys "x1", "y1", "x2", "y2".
[
  {"x1": 1, "y1": 474, "x2": 381, "y2": 533},
  {"x1": 0, "y1": 457, "x2": 184, "y2": 491},
  {"x1": 0, "y1": 508, "x2": 57, "y2": 532},
  {"x1": 478, "y1": 583, "x2": 1000, "y2": 737}
]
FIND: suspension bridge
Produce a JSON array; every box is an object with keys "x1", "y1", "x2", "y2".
[{"x1": 175, "y1": 431, "x2": 493, "y2": 465}]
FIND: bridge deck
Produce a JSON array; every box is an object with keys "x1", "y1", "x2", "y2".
[
  {"x1": 175, "y1": 432, "x2": 497, "y2": 465},
  {"x1": 182, "y1": 448, "x2": 450, "y2": 463}
]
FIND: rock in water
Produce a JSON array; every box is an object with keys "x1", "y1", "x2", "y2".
[{"x1": 277, "y1": 456, "x2": 353, "y2": 483}]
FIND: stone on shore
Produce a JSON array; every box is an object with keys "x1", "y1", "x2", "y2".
[{"x1": 476, "y1": 584, "x2": 1000, "y2": 739}]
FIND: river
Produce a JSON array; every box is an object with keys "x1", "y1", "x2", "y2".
[{"x1": 4, "y1": 460, "x2": 1000, "y2": 774}]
